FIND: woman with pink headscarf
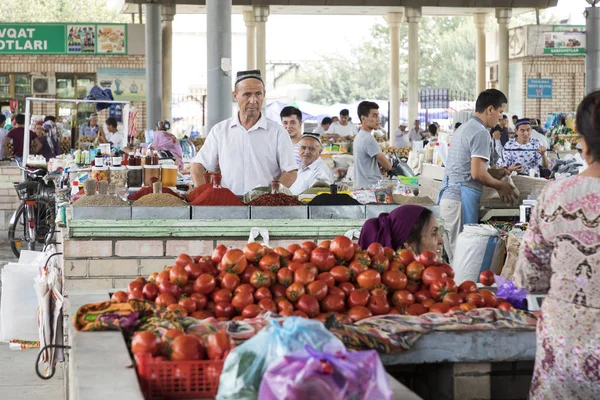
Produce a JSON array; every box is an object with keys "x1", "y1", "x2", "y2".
[
  {"x1": 151, "y1": 120, "x2": 183, "y2": 170},
  {"x1": 358, "y1": 205, "x2": 444, "y2": 258}
]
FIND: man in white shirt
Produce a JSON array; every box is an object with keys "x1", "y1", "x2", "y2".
[
  {"x1": 313, "y1": 117, "x2": 332, "y2": 135},
  {"x1": 329, "y1": 109, "x2": 357, "y2": 137},
  {"x1": 393, "y1": 122, "x2": 410, "y2": 148},
  {"x1": 191, "y1": 70, "x2": 298, "y2": 195},
  {"x1": 290, "y1": 133, "x2": 334, "y2": 195},
  {"x1": 280, "y1": 106, "x2": 303, "y2": 168},
  {"x1": 0, "y1": 114, "x2": 7, "y2": 159},
  {"x1": 99, "y1": 117, "x2": 124, "y2": 148},
  {"x1": 408, "y1": 119, "x2": 425, "y2": 143}
]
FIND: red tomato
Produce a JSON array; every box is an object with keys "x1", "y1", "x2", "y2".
[
  {"x1": 179, "y1": 297, "x2": 197, "y2": 314},
  {"x1": 286, "y1": 282, "x2": 306, "y2": 302},
  {"x1": 241, "y1": 304, "x2": 261, "y2": 318},
  {"x1": 418, "y1": 251, "x2": 438, "y2": 267},
  {"x1": 460, "y1": 303, "x2": 477, "y2": 312},
  {"x1": 155, "y1": 270, "x2": 170, "y2": 286},
  {"x1": 310, "y1": 248, "x2": 337, "y2": 272},
  {"x1": 276, "y1": 298, "x2": 294, "y2": 313},
  {"x1": 197, "y1": 260, "x2": 218, "y2": 276},
  {"x1": 329, "y1": 265, "x2": 351, "y2": 283},
  {"x1": 429, "y1": 278, "x2": 458, "y2": 300},
  {"x1": 147, "y1": 272, "x2": 158, "y2": 284},
  {"x1": 276, "y1": 267, "x2": 294, "y2": 287},
  {"x1": 287, "y1": 244, "x2": 301, "y2": 253},
  {"x1": 162, "y1": 329, "x2": 185, "y2": 341},
  {"x1": 371, "y1": 255, "x2": 390, "y2": 274},
  {"x1": 213, "y1": 288, "x2": 233, "y2": 304},
  {"x1": 240, "y1": 265, "x2": 258, "y2": 284},
  {"x1": 287, "y1": 261, "x2": 304, "y2": 272},
  {"x1": 317, "y1": 272, "x2": 336, "y2": 288},
  {"x1": 296, "y1": 295, "x2": 320, "y2": 318},
  {"x1": 428, "y1": 302, "x2": 450, "y2": 314},
  {"x1": 459, "y1": 280, "x2": 478, "y2": 293},
  {"x1": 271, "y1": 284, "x2": 287, "y2": 299},
  {"x1": 131, "y1": 331, "x2": 160, "y2": 355},
  {"x1": 406, "y1": 261, "x2": 426, "y2": 281},
  {"x1": 155, "y1": 293, "x2": 177, "y2": 307},
  {"x1": 206, "y1": 332, "x2": 231, "y2": 360},
  {"x1": 338, "y1": 282, "x2": 356, "y2": 297},
  {"x1": 249, "y1": 270, "x2": 271, "y2": 288},
  {"x1": 128, "y1": 289, "x2": 144, "y2": 300},
  {"x1": 221, "y1": 273, "x2": 241, "y2": 291},
  {"x1": 328, "y1": 285, "x2": 346, "y2": 299},
  {"x1": 171, "y1": 335, "x2": 204, "y2": 361},
  {"x1": 167, "y1": 304, "x2": 188, "y2": 317},
  {"x1": 367, "y1": 294, "x2": 390, "y2": 315},
  {"x1": 414, "y1": 289, "x2": 432, "y2": 303},
  {"x1": 293, "y1": 310, "x2": 309, "y2": 318},
  {"x1": 421, "y1": 266, "x2": 448, "y2": 286},
  {"x1": 321, "y1": 294, "x2": 345, "y2": 313},
  {"x1": 175, "y1": 254, "x2": 194, "y2": 268},
  {"x1": 383, "y1": 247, "x2": 396, "y2": 262},
  {"x1": 253, "y1": 287, "x2": 272, "y2": 302},
  {"x1": 294, "y1": 267, "x2": 316, "y2": 286},
  {"x1": 405, "y1": 279, "x2": 420, "y2": 294},
  {"x1": 134, "y1": 276, "x2": 147, "y2": 285},
  {"x1": 231, "y1": 291, "x2": 254, "y2": 312},
  {"x1": 158, "y1": 280, "x2": 181, "y2": 298},
  {"x1": 389, "y1": 260, "x2": 406, "y2": 273},
  {"x1": 301, "y1": 241, "x2": 318, "y2": 254},
  {"x1": 182, "y1": 282, "x2": 195, "y2": 297},
  {"x1": 292, "y1": 249, "x2": 310, "y2": 264},
  {"x1": 214, "y1": 302, "x2": 234, "y2": 318},
  {"x1": 184, "y1": 263, "x2": 203, "y2": 281},
  {"x1": 258, "y1": 252, "x2": 281, "y2": 273},
  {"x1": 243, "y1": 242, "x2": 265, "y2": 263},
  {"x1": 405, "y1": 303, "x2": 428, "y2": 316},
  {"x1": 191, "y1": 310, "x2": 214, "y2": 319},
  {"x1": 330, "y1": 236, "x2": 355, "y2": 262},
  {"x1": 318, "y1": 240, "x2": 331, "y2": 249},
  {"x1": 349, "y1": 260, "x2": 368, "y2": 277},
  {"x1": 479, "y1": 270, "x2": 495, "y2": 286},
  {"x1": 442, "y1": 292, "x2": 463, "y2": 307},
  {"x1": 306, "y1": 280, "x2": 329, "y2": 301},
  {"x1": 347, "y1": 306, "x2": 373, "y2": 322},
  {"x1": 257, "y1": 298, "x2": 277, "y2": 313},
  {"x1": 194, "y1": 274, "x2": 216, "y2": 295},
  {"x1": 448, "y1": 306, "x2": 462, "y2": 313},
  {"x1": 347, "y1": 288, "x2": 370, "y2": 308},
  {"x1": 356, "y1": 270, "x2": 381, "y2": 290},
  {"x1": 437, "y1": 263, "x2": 455, "y2": 279},
  {"x1": 396, "y1": 249, "x2": 416, "y2": 266},
  {"x1": 466, "y1": 293, "x2": 485, "y2": 308},
  {"x1": 169, "y1": 265, "x2": 189, "y2": 287},
  {"x1": 111, "y1": 291, "x2": 128, "y2": 303},
  {"x1": 479, "y1": 289, "x2": 497, "y2": 307},
  {"x1": 366, "y1": 242, "x2": 384, "y2": 259},
  {"x1": 382, "y1": 270, "x2": 408, "y2": 291},
  {"x1": 421, "y1": 298, "x2": 436, "y2": 309},
  {"x1": 128, "y1": 281, "x2": 144, "y2": 294},
  {"x1": 274, "y1": 247, "x2": 292, "y2": 260},
  {"x1": 221, "y1": 249, "x2": 248, "y2": 275},
  {"x1": 234, "y1": 283, "x2": 255, "y2": 295},
  {"x1": 352, "y1": 251, "x2": 372, "y2": 267},
  {"x1": 190, "y1": 293, "x2": 208, "y2": 310},
  {"x1": 390, "y1": 290, "x2": 415, "y2": 308},
  {"x1": 497, "y1": 301, "x2": 513, "y2": 312}
]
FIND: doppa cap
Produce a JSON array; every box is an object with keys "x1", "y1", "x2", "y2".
[
  {"x1": 235, "y1": 70, "x2": 263, "y2": 85},
  {"x1": 515, "y1": 118, "x2": 531, "y2": 128}
]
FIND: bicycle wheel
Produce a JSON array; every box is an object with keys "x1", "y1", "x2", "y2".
[
  {"x1": 36, "y1": 199, "x2": 56, "y2": 245},
  {"x1": 8, "y1": 203, "x2": 27, "y2": 258},
  {"x1": 8, "y1": 200, "x2": 56, "y2": 258}
]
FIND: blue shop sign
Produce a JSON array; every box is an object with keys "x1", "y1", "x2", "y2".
[{"x1": 527, "y1": 79, "x2": 553, "y2": 99}]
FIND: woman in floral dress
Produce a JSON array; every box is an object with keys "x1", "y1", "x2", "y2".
[{"x1": 514, "y1": 91, "x2": 600, "y2": 399}]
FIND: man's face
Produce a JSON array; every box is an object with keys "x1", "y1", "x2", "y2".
[
  {"x1": 332, "y1": 117, "x2": 339, "y2": 124},
  {"x1": 323, "y1": 123, "x2": 331, "y2": 131},
  {"x1": 500, "y1": 118, "x2": 507, "y2": 127},
  {"x1": 339, "y1": 114, "x2": 349, "y2": 125},
  {"x1": 108, "y1": 124, "x2": 117, "y2": 133},
  {"x1": 399, "y1": 125, "x2": 407, "y2": 132},
  {"x1": 281, "y1": 115, "x2": 302, "y2": 140},
  {"x1": 361, "y1": 109, "x2": 381, "y2": 131},
  {"x1": 36, "y1": 125, "x2": 44, "y2": 136},
  {"x1": 414, "y1": 120, "x2": 420, "y2": 129},
  {"x1": 516, "y1": 124, "x2": 532, "y2": 143},
  {"x1": 233, "y1": 78, "x2": 265, "y2": 119},
  {"x1": 487, "y1": 105, "x2": 505, "y2": 128},
  {"x1": 299, "y1": 138, "x2": 321, "y2": 167},
  {"x1": 512, "y1": 117, "x2": 518, "y2": 125},
  {"x1": 90, "y1": 118, "x2": 98, "y2": 127}
]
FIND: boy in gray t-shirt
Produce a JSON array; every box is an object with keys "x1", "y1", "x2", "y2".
[{"x1": 353, "y1": 101, "x2": 391, "y2": 188}]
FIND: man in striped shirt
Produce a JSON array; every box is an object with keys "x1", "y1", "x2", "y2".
[{"x1": 280, "y1": 106, "x2": 303, "y2": 168}]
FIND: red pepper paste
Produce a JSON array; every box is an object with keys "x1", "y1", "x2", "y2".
[
  {"x1": 186, "y1": 173, "x2": 213, "y2": 203},
  {"x1": 128, "y1": 178, "x2": 185, "y2": 201},
  {"x1": 190, "y1": 174, "x2": 244, "y2": 206}
]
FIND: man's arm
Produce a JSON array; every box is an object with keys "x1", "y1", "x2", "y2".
[
  {"x1": 539, "y1": 146, "x2": 549, "y2": 168},
  {"x1": 33, "y1": 138, "x2": 42, "y2": 154},
  {"x1": 375, "y1": 152, "x2": 392, "y2": 171},
  {"x1": 191, "y1": 162, "x2": 208, "y2": 187},
  {"x1": 2, "y1": 137, "x2": 10, "y2": 157},
  {"x1": 280, "y1": 170, "x2": 298, "y2": 189},
  {"x1": 471, "y1": 157, "x2": 515, "y2": 203}
]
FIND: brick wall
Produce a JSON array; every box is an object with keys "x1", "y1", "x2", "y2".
[
  {"x1": 0, "y1": 55, "x2": 146, "y2": 133},
  {"x1": 521, "y1": 56, "x2": 585, "y2": 120},
  {"x1": 0, "y1": 162, "x2": 22, "y2": 233}
]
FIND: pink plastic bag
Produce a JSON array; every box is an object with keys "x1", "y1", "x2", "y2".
[{"x1": 258, "y1": 345, "x2": 393, "y2": 400}]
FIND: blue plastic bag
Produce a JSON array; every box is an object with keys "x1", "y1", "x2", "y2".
[
  {"x1": 258, "y1": 345, "x2": 393, "y2": 400},
  {"x1": 216, "y1": 317, "x2": 345, "y2": 400}
]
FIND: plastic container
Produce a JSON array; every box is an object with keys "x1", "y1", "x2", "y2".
[
  {"x1": 135, "y1": 353, "x2": 223, "y2": 400},
  {"x1": 109, "y1": 166, "x2": 127, "y2": 188},
  {"x1": 161, "y1": 165, "x2": 178, "y2": 187},
  {"x1": 127, "y1": 166, "x2": 143, "y2": 188},
  {"x1": 143, "y1": 165, "x2": 161, "y2": 187},
  {"x1": 91, "y1": 166, "x2": 109, "y2": 182}
]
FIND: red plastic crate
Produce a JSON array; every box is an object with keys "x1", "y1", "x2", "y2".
[{"x1": 135, "y1": 353, "x2": 224, "y2": 400}]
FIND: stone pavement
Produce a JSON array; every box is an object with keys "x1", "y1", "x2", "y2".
[{"x1": 0, "y1": 240, "x2": 64, "y2": 400}]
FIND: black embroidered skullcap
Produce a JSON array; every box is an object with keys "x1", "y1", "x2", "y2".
[
  {"x1": 515, "y1": 118, "x2": 532, "y2": 128},
  {"x1": 235, "y1": 70, "x2": 263, "y2": 85}
]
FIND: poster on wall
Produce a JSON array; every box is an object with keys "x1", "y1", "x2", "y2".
[
  {"x1": 527, "y1": 79, "x2": 553, "y2": 99},
  {"x1": 544, "y1": 25, "x2": 585, "y2": 56},
  {"x1": 97, "y1": 68, "x2": 145, "y2": 102},
  {"x1": 96, "y1": 25, "x2": 126, "y2": 54},
  {"x1": 67, "y1": 25, "x2": 96, "y2": 53}
]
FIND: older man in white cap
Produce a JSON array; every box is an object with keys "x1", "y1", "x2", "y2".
[
  {"x1": 393, "y1": 121, "x2": 409, "y2": 148},
  {"x1": 191, "y1": 70, "x2": 298, "y2": 195},
  {"x1": 290, "y1": 132, "x2": 334, "y2": 195}
]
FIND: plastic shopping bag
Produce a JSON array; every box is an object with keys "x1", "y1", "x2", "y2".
[
  {"x1": 0, "y1": 263, "x2": 40, "y2": 342},
  {"x1": 258, "y1": 345, "x2": 393, "y2": 400},
  {"x1": 216, "y1": 317, "x2": 344, "y2": 400}
]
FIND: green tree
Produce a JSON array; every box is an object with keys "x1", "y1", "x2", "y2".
[{"x1": 0, "y1": 0, "x2": 129, "y2": 23}]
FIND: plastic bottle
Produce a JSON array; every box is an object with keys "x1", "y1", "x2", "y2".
[
  {"x1": 432, "y1": 143, "x2": 441, "y2": 166},
  {"x1": 425, "y1": 143, "x2": 434, "y2": 163},
  {"x1": 74, "y1": 149, "x2": 82, "y2": 164},
  {"x1": 71, "y1": 180, "x2": 80, "y2": 196}
]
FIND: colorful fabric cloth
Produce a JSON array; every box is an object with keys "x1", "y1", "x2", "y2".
[
  {"x1": 499, "y1": 138, "x2": 542, "y2": 173},
  {"x1": 358, "y1": 204, "x2": 426, "y2": 251},
  {"x1": 152, "y1": 130, "x2": 184, "y2": 170},
  {"x1": 513, "y1": 175, "x2": 600, "y2": 399}
]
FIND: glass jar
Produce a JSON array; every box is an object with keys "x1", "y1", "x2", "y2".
[
  {"x1": 143, "y1": 165, "x2": 161, "y2": 186},
  {"x1": 127, "y1": 166, "x2": 143, "y2": 188},
  {"x1": 109, "y1": 166, "x2": 127, "y2": 188},
  {"x1": 161, "y1": 165, "x2": 178, "y2": 187},
  {"x1": 92, "y1": 166, "x2": 109, "y2": 182}
]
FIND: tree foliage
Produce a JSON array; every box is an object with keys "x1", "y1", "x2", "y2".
[{"x1": 0, "y1": 0, "x2": 129, "y2": 23}]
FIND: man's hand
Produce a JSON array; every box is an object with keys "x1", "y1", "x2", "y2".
[
  {"x1": 508, "y1": 164, "x2": 523, "y2": 173},
  {"x1": 538, "y1": 146, "x2": 547, "y2": 155},
  {"x1": 497, "y1": 181, "x2": 517, "y2": 204}
]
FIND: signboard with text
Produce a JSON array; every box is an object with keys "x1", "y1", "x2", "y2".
[
  {"x1": 544, "y1": 25, "x2": 585, "y2": 56},
  {"x1": 97, "y1": 68, "x2": 146, "y2": 102},
  {"x1": 527, "y1": 79, "x2": 553, "y2": 99},
  {"x1": 0, "y1": 23, "x2": 127, "y2": 55}
]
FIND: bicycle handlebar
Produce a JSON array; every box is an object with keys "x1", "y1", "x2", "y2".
[{"x1": 15, "y1": 159, "x2": 44, "y2": 177}]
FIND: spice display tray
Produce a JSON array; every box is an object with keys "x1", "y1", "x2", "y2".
[
  {"x1": 308, "y1": 205, "x2": 366, "y2": 220},
  {"x1": 251, "y1": 206, "x2": 308, "y2": 219},
  {"x1": 192, "y1": 206, "x2": 250, "y2": 220},
  {"x1": 131, "y1": 206, "x2": 191, "y2": 220},
  {"x1": 71, "y1": 206, "x2": 132, "y2": 220}
]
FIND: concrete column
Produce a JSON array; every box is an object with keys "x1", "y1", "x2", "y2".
[
  {"x1": 386, "y1": 12, "x2": 403, "y2": 142},
  {"x1": 254, "y1": 6, "x2": 270, "y2": 78},
  {"x1": 243, "y1": 11, "x2": 256, "y2": 70},
  {"x1": 207, "y1": 0, "x2": 232, "y2": 132},
  {"x1": 496, "y1": 8, "x2": 512, "y2": 101},
  {"x1": 406, "y1": 7, "x2": 421, "y2": 126},
  {"x1": 161, "y1": 5, "x2": 176, "y2": 122},
  {"x1": 145, "y1": 3, "x2": 163, "y2": 130},
  {"x1": 586, "y1": 6, "x2": 600, "y2": 94},
  {"x1": 474, "y1": 13, "x2": 487, "y2": 96}
]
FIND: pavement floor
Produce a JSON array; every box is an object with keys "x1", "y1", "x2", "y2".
[{"x1": 0, "y1": 239, "x2": 64, "y2": 400}]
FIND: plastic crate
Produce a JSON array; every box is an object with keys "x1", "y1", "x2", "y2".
[{"x1": 135, "y1": 353, "x2": 224, "y2": 400}]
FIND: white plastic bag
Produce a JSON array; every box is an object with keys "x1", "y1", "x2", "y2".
[
  {"x1": 453, "y1": 225, "x2": 504, "y2": 285},
  {"x1": 0, "y1": 263, "x2": 40, "y2": 342}
]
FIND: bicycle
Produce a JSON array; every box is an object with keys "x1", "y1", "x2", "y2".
[{"x1": 8, "y1": 160, "x2": 56, "y2": 258}]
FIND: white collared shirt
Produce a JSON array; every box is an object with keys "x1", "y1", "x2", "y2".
[
  {"x1": 290, "y1": 158, "x2": 334, "y2": 195},
  {"x1": 106, "y1": 130, "x2": 124, "y2": 147},
  {"x1": 193, "y1": 112, "x2": 298, "y2": 195},
  {"x1": 330, "y1": 122, "x2": 357, "y2": 136}
]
